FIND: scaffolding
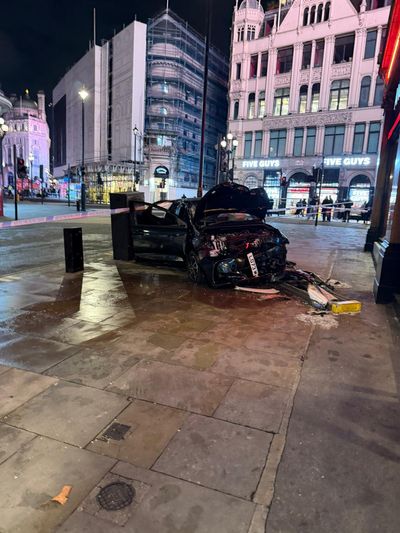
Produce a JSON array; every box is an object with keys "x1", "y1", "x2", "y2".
[{"x1": 146, "y1": 9, "x2": 228, "y2": 190}]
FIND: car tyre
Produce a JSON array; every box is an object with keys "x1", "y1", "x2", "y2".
[{"x1": 187, "y1": 251, "x2": 205, "y2": 284}]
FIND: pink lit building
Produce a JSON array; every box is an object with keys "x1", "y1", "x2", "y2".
[
  {"x1": 228, "y1": 0, "x2": 391, "y2": 208},
  {"x1": 1, "y1": 91, "x2": 50, "y2": 188}
]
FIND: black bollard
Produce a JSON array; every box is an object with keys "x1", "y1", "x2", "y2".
[{"x1": 64, "y1": 228, "x2": 84, "y2": 273}]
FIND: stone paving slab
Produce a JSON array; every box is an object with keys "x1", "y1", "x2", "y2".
[
  {"x1": 0, "y1": 368, "x2": 57, "y2": 417},
  {"x1": 108, "y1": 360, "x2": 233, "y2": 415},
  {"x1": 0, "y1": 436, "x2": 115, "y2": 533},
  {"x1": 211, "y1": 345, "x2": 301, "y2": 388},
  {"x1": 45, "y1": 347, "x2": 140, "y2": 389},
  {"x1": 4, "y1": 381, "x2": 129, "y2": 447},
  {"x1": 0, "y1": 333, "x2": 79, "y2": 373},
  {"x1": 154, "y1": 414, "x2": 272, "y2": 499},
  {"x1": 214, "y1": 379, "x2": 291, "y2": 433},
  {"x1": 88, "y1": 400, "x2": 188, "y2": 468},
  {"x1": 0, "y1": 364, "x2": 11, "y2": 376},
  {"x1": 105, "y1": 461, "x2": 255, "y2": 533},
  {"x1": 0, "y1": 423, "x2": 35, "y2": 465}
]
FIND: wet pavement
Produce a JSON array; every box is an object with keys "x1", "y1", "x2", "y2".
[{"x1": 0, "y1": 218, "x2": 399, "y2": 532}]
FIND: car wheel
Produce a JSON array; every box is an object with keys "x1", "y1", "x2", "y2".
[{"x1": 187, "y1": 251, "x2": 204, "y2": 284}]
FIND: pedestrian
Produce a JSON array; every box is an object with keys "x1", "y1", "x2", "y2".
[
  {"x1": 343, "y1": 198, "x2": 353, "y2": 223},
  {"x1": 301, "y1": 198, "x2": 307, "y2": 217},
  {"x1": 321, "y1": 196, "x2": 331, "y2": 222},
  {"x1": 295, "y1": 199, "x2": 303, "y2": 217}
]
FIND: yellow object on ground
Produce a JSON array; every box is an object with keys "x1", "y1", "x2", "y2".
[{"x1": 330, "y1": 301, "x2": 362, "y2": 314}]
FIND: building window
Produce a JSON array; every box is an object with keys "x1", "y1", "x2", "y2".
[
  {"x1": 302, "y1": 42, "x2": 312, "y2": 69},
  {"x1": 276, "y1": 47, "x2": 293, "y2": 74},
  {"x1": 359, "y1": 76, "x2": 371, "y2": 107},
  {"x1": 311, "y1": 83, "x2": 320, "y2": 112},
  {"x1": 237, "y1": 26, "x2": 244, "y2": 41},
  {"x1": 367, "y1": 122, "x2": 381, "y2": 153},
  {"x1": 364, "y1": 29, "x2": 377, "y2": 59},
  {"x1": 258, "y1": 91, "x2": 266, "y2": 118},
  {"x1": 247, "y1": 25, "x2": 256, "y2": 41},
  {"x1": 236, "y1": 63, "x2": 242, "y2": 80},
  {"x1": 260, "y1": 52, "x2": 268, "y2": 77},
  {"x1": 299, "y1": 85, "x2": 308, "y2": 113},
  {"x1": 329, "y1": 79, "x2": 349, "y2": 110},
  {"x1": 293, "y1": 128, "x2": 304, "y2": 156},
  {"x1": 273, "y1": 88, "x2": 290, "y2": 116},
  {"x1": 250, "y1": 54, "x2": 258, "y2": 78},
  {"x1": 314, "y1": 40, "x2": 324, "y2": 67},
  {"x1": 353, "y1": 123, "x2": 366, "y2": 154},
  {"x1": 244, "y1": 132, "x2": 253, "y2": 158},
  {"x1": 303, "y1": 7, "x2": 309, "y2": 26},
  {"x1": 161, "y1": 82, "x2": 169, "y2": 94},
  {"x1": 374, "y1": 75, "x2": 384, "y2": 106},
  {"x1": 305, "y1": 127, "x2": 316, "y2": 155},
  {"x1": 233, "y1": 101, "x2": 239, "y2": 120},
  {"x1": 317, "y1": 4, "x2": 324, "y2": 22},
  {"x1": 269, "y1": 129, "x2": 287, "y2": 157},
  {"x1": 324, "y1": 125, "x2": 345, "y2": 155},
  {"x1": 160, "y1": 107, "x2": 168, "y2": 115},
  {"x1": 366, "y1": 0, "x2": 391, "y2": 10},
  {"x1": 310, "y1": 5, "x2": 316, "y2": 24},
  {"x1": 248, "y1": 93, "x2": 256, "y2": 119},
  {"x1": 254, "y1": 131, "x2": 263, "y2": 157},
  {"x1": 334, "y1": 33, "x2": 355, "y2": 63},
  {"x1": 324, "y1": 1, "x2": 331, "y2": 21}
]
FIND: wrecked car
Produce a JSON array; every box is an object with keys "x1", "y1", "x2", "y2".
[{"x1": 130, "y1": 182, "x2": 289, "y2": 288}]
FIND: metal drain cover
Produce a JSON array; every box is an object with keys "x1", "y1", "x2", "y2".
[
  {"x1": 96, "y1": 482, "x2": 135, "y2": 511},
  {"x1": 99, "y1": 423, "x2": 131, "y2": 442}
]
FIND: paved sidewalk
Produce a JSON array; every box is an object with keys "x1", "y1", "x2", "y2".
[{"x1": 0, "y1": 221, "x2": 398, "y2": 533}]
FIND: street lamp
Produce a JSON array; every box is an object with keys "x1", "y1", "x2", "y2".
[
  {"x1": 220, "y1": 133, "x2": 238, "y2": 182},
  {"x1": 133, "y1": 126, "x2": 139, "y2": 190},
  {"x1": 28, "y1": 152, "x2": 34, "y2": 196},
  {"x1": 0, "y1": 117, "x2": 9, "y2": 217},
  {"x1": 78, "y1": 87, "x2": 89, "y2": 211}
]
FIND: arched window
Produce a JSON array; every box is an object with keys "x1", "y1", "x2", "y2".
[
  {"x1": 258, "y1": 91, "x2": 266, "y2": 118},
  {"x1": 373, "y1": 76, "x2": 384, "y2": 106},
  {"x1": 273, "y1": 88, "x2": 290, "y2": 116},
  {"x1": 248, "y1": 93, "x2": 256, "y2": 119},
  {"x1": 310, "y1": 6, "x2": 316, "y2": 24},
  {"x1": 311, "y1": 83, "x2": 320, "y2": 112},
  {"x1": 324, "y1": 2, "x2": 331, "y2": 21},
  {"x1": 359, "y1": 76, "x2": 371, "y2": 107},
  {"x1": 233, "y1": 101, "x2": 239, "y2": 120},
  {"x1": 329, "y1": 79, "x2": 350, "y2": 110},
  {"x1": 317, "y1": 4, "x2": 323, "y2": 23},
  {"x1": 245, "y1": 176, "x2": 259, "y2": 189},
  {"x1": 303, "y1": 7, "x2": 309, "y2": 26},
  {"x1": 299, "y1": 85, "x2": 308, "y2": 113}
]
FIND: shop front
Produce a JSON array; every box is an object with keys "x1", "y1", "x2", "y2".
[
  {"x1": 263, "y1": 170, "x2": 281, "y2": 209},
  {"x1": 286, "y1": 173, "x2": 313, "y2": 207},
  {"x1": 349, "y1": 175, "x2": 373, "y2": 207}
]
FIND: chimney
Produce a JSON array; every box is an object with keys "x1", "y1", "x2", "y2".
[{"x1": 37, "y1": 90, "x2": 46, "y2": 119}]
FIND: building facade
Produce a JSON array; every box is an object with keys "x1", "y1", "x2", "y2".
[
  {"x1": 52, "y1": 20, "x2": 146, "y2": 202},
  {"x1": 1, "y1": 91, "x2": 50, "y2": 190},
  {"x1": 145, "y1": 9, "x2": 229, "y2": 200},
  {"x1": 228, "y1": 0, "x2": 391, "y2": 209}
]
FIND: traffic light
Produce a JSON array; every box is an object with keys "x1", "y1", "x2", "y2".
[
  {"x1": 134, "y1": 171, "x2": 140, "y2": 185},
  {"x1": 81, "y1": 166, "x2": 85, "y2": 178},
  {"x1": 39, "y1": 165, "x2": 44, "y2": 183},
  {"x1": 97, "y1": 172, "x2": 103, "y2": 185},
  {"x1": 17, "y1": 158, "x2": 27, "y2": 179},
  {"x1": 312, "y1": 166, "x2": 321, "y2": 182}
]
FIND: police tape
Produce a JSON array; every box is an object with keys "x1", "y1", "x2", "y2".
[{"x1": 0, "y1": 207, "x2": 129, "y2": 229}]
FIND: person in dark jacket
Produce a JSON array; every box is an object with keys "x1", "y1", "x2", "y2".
[
  {"x1": 343, "y1": 198, "x2": 353, "y2": 222},
  {"x1": 321, "y1": 196, "x2": 332, "y2": 222}
]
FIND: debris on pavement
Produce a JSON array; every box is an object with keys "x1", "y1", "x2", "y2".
[
  {"x1": 296, "y1": 312, "x2": 339, "y2": 330},
  {"x1": 51, "y1": 485, "x2": 72, "y2": 505},
  {"x1": 234, "y1": 286, "x2": 280, "y2": 295},
  {"x1": 330, "y1": 300, "x2": 363, "y2": 314},
  {"x1": 326, "y1": 278, "x2": 352, "y2": 289}
]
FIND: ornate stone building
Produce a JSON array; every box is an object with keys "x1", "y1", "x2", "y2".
[{"x1": 228, "y1": 0, "x2": 392, "y2": 208}]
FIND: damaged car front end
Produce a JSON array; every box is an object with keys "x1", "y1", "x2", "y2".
[{"x1": 130, "y1": 182, "x2": 289, "y2": 288}]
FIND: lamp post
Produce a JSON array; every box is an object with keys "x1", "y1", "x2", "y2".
[
  {"x1": 28, "y1": 152, "x2": 34, "y2": 196},
  {"x1": 78, "y1": 87, "x2": 89, "y2": 211},
  {"x1": 133, "y1": 126, "x2": 139, "y2": 190},
  {"x1": 0, "y1": 117, "x2": 9, "y2": 217},
  {"x1": 314, "y1": 156, "x2": 325, "y2": 227}
]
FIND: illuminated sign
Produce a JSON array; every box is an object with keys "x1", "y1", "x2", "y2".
[
  {"x1": 242, "y1": 159, "x2": 280, "y2": 169},
  {"x1": 324, "y1": 157, "x2": 371, "y2": 167},
  {"x1": 154, "y1": 166, "x2": 169, "y2": 178}
]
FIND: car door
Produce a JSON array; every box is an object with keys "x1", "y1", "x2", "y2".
[{"x1": 130, "y1": 201, "x2": 187, "y2": 260}]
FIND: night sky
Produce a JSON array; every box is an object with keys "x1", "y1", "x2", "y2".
[{"x1": 0, "y1": 0, "x2": 236, "y2": 99}]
